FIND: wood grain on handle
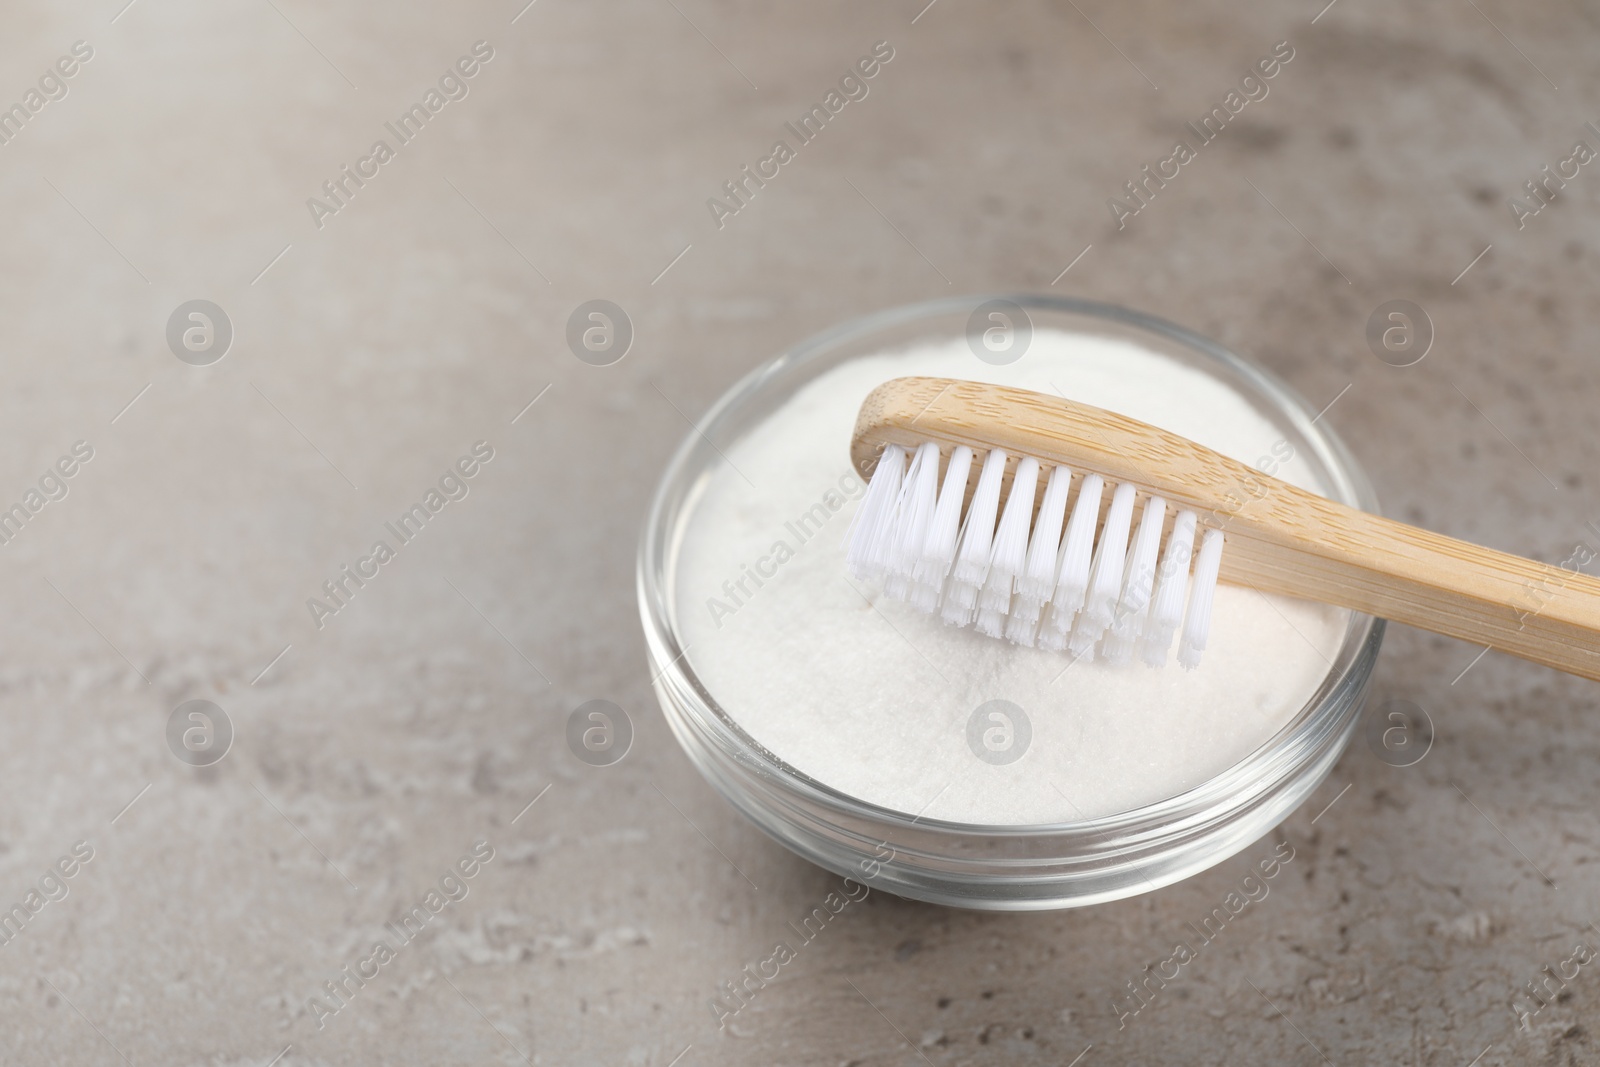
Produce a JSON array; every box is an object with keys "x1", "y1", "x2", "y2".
[{"x1": 853, "y1": 376, "x2": 1600, "y2": 682}]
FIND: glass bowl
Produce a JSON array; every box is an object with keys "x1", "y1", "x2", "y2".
[{"x1": 637, "y1": 294, "x2": 1383, "y2": 910}]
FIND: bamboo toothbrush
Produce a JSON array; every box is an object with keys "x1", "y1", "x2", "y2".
[{"x1": 845, "y1": 376, "x2": 1600, "y2": 680}]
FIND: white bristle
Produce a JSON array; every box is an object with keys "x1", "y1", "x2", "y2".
[
  {"x1": 1034, "y1": 619, "x2": 1069, "y2": 653},
  {"x1": 884, "y1": 442, "x2": 941, "y2": 601},
  {"x1": 1177, "y1": 528, "x2": 1225, "y2": 670},
  {"x1": 850, "y1": 433, "x2": 1230, "y2": 669},
  {"x1": 1069, "y1": 482, "x2": 1137, "y2": 657},
  {"x1": 993, "y1": 459, "x2": 1056, "y2": 645},
  {"x1": 974, "y1": 607, "x2": 1005, "y2": 638},
  {"x1": 1017, "y1": 466, "x2": 1073, "y2": 603},
  {"x1": 910, "y1": 445, "x2": 974, "y2": 610},
  {"x1": 907, "y1": 578, "x2": 942, "y2": 614},
  {"x1": 1141, "y1": 510, "x2": 1196, "y2": 667},
  {"x1": 1042, "y1": 473, "x2": 1104, "y2": 643},
  {"x1": 1102, "y1": 496, "x2": 1167, "y2": 664},
  {"x1": 942, "y1": 449, "x2": 1007, "y2": 626},
  {"x1": 1098, "y1": 630, "x2": 1135, "y2": 666},
  {"x1": 1004, "y1": 605, "x2": 1040, "y2": 646},
  {"x1": 1036, "y1": 474, "x2": 1100, "y2": 651},
  {"x1": 845, "y1": 444, "x2": 906, "y2": 582},
  {"x1": 976, "y1": 457, "x2": 1040, "y2": 637}
]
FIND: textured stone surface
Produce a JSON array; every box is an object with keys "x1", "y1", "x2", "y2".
[{"x1": 1, "y1": 0, "x2": 1598, "y2": 1063}]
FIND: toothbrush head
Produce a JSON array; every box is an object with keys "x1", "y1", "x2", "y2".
[{"x1": 845, "y1": 377, "x2": 1229, "y2": 668}]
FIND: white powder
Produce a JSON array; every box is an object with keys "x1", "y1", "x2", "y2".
[{"x1": 673, "y1": 330, "x2": 1348, "y2": 825}]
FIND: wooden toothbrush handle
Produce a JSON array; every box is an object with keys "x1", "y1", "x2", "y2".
[
  {"x1": 854, "y1": 376, "x2": 1600, "y2": 681},
  {"x1": 1220, "y1": 499, "x2": 1600, "y2": 682}
]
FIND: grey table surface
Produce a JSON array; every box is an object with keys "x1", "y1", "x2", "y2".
[{"x1": 3, "y1": 0, "x2": 1599, "y2": 1063}]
